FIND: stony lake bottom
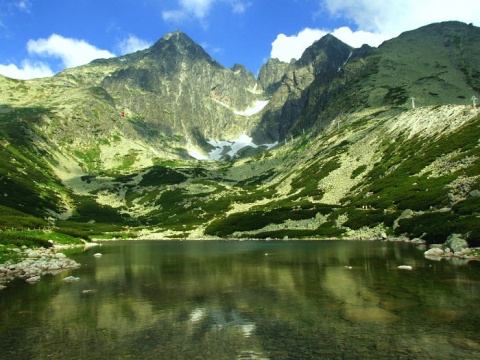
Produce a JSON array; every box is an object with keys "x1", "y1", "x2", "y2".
[{"x1": 1, "y1": 240, "x2": 480, "y2": 359}]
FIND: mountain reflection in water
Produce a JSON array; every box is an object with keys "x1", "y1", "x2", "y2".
[{"x1": 0, "y1": 240, "x2": 479, "y2": 359}]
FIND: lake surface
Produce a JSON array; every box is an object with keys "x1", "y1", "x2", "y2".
[{"x1": 1, "y1": 240, "x2": 480, "y2": 359}]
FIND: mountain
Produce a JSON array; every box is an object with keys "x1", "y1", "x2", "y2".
[{"x1": 0, "y1": 21, "x2": 479, "y2": 248}]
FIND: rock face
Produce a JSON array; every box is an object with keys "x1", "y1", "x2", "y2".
[
  {"x1": 257, "y1": 58, "x2": 290, "y2": 95},
  {"x1": 1, "y1": 22, "x2": 480, "y2": 242},
  {"x1": 97, "y1": 31, "x2": 264, "y2": 148}
]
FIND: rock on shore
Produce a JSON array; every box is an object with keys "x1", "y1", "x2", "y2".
[{"x1": 0, "y1": 246, "x2": 81, "y2": 287}]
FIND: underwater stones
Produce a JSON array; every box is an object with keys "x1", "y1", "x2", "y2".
[
  {"x1": 93, "y1": 253, "x2": 102, "y2": 257},
  {"x1": 63, "y1": 276, "x2": 80, "y2": 282},
  {"x1": 341, "y1": 307, "x2": 400, "y2": 323},
  {"x1": 397, "y1": 265, "x2": 413, "y2": 270},
  {"x1": 379, "y1": 298, "x2": 419, "y2": 311}
]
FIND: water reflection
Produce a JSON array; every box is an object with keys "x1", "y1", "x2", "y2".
[{"x1": 1, "y1": 240, "x2": 479, "y2": 359}]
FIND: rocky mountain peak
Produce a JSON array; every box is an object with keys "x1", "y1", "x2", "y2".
[{"x1": 150, "y1": 30, "x2": 220, "y2": 67}]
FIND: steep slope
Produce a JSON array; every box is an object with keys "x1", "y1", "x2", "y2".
[
  {"x1": 254, "y1": 21, "x2": 480, "y2": 142},
  {"x1": 0, "y1": 22, "x2": 479, "y2": 247},
  {"x1": 58, "y1": 31, "x2": 270, "y2": 156}
]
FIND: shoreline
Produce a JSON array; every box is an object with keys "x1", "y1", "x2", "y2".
[
  {"x1": 0, "y1": 242, "x2": 99, "y2": 289},
  {"x1": 2, "y1": 237, "x2": 478, "y2": 291}
]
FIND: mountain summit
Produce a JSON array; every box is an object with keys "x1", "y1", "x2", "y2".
[{"x1": 1, "y1": 21, "x2": 480, "y2": 245}]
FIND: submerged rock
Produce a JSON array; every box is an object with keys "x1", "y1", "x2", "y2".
[{"x1": 341, "y1": 307, "x2": 400, "y2": 323}]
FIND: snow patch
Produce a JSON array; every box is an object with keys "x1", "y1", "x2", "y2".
[
  {"x1": 188, "y1": 134, "x2": 278, "y2": 161},
  {"x1": 234, "y1": 100, "x2": 269, "y2": 116},
  {"x1": 212, "y1": 99, "x2": 269, "y2": 116}
]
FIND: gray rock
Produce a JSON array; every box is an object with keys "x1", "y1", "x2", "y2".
[
  {"x1": 27, "y1": 250, "x2": 41, "y2": 258},
  {"x1": 25, "y1": 276, "x2": 41, "y2": 283},
  {"x1": 424, "y1": 248, "x2": 444, "y2": 257},
  {"x1": 444, "y1": 234, "x2": 469, "y2": 253},
  {"x1": 393, "y1": 209, "x2": 414, "y2": 230},
  {"x1": 411, "y1": 238, "x2": 426, "y2": 245},
  {"x1": 468, "y1": 190, "x2": 480, "y2": 198}
]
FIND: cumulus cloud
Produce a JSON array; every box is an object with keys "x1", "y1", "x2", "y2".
[
  {"x1": 162, "y1": 0, "x2": 250, "y2": 22},
  {"x1": 0, "y1": 34, "x2": 116, "y2": 80},
  {"x1": 271, "y1": 27, "x2": 388, "y2": 62},
  {"x1": 323, "y1": 0, "x2": 480, "y2": 35},
  {"x1": 271, "y1": 0, "x2": 480, "y2": 63},
  {"x1": 27, "y1": 34, "x2": 115, "y2": 68},
  {"x1": 0, "y1": 60, "x2": 53, "y2": 80},
  {"x1": 271, "y1": 28, "x2": 327, "y2": 62},
  {"x1": 117, "y1": 35, "x2": 152, "y2": 55},
  {"x1": 163, "y1": 0, "x2": 215, "y2": 22}
]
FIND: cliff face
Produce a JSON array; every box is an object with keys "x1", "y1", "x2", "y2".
[
  {"x1": 1, "y1": 22, "x2": 480, "y2": 244},
  {"x1": 98, "y1": 31, "x2": 264, "y2": 148}
]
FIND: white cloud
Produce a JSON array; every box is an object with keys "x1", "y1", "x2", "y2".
[
  {"x1": 271, "y1": 28, "x2": 327, "y2": 62},
  {"x1": 271, "y1": 27, "x2": 386, "y2": 63},
  {"x1": 162, "y1": 0, "x2": 250, "y2": 22},
  {"x1": 27, "y1": 34, "x2": 115, "y2": 68},
  {"x1": 271, "y1": 0, "x2": 480, "y2": 63},
  {"x1": 117, "y1": 35, "x2": 152, "y2": 55},
  {"x1": 163, "y1": 0, "x2": 215, "y2": 22},
  {"x1": 0, "y1": 60, "x2": 53, "y2": 80},
  {"x1": 0, "y1": 34, "x2": 116, "y2": 80},
  {"x1": 322, "y1": 0, "x2": 480, "y2": 35},
  {"x1": 330, "y1": 27, "x2": 388, "y2": 48},
  {"x1": 16, "y1": 0, "x2": 32, "y2": 12}
]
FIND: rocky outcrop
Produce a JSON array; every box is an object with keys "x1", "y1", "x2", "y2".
[
  {"x1": 424, "y1": 234, "x2": 475, "y2": 260},
  {"x1": 257, "y1": 58, "x2": 290, "y2": 95},
  {"x1": 0, "y1": 247, "x2": 81, "y2": 286}
]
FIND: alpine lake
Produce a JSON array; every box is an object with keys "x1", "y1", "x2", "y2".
[{"x1": 1, "y1": 240, "x2": 480, "y2": 359}]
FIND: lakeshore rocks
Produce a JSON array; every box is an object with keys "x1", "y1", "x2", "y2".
[
  {"x1": 444, "y1": 234, "x2": 468, "y2": 253},
  {"x1": 0, "y1": 247, "x2": 81, "y2": 285},
  {"x1": 423, "y1": 233, "x2": 477, "y2": 261}
]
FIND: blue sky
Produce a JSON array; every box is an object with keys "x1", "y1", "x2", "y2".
[{"x1": 1, "y1": 0, "x2": 479, "y2": 80}]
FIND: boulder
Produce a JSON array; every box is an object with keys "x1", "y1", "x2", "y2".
[
  {"x1": 444, "y1": 234, "x2": 468, "y2": 253},
  {"x1": 27, "y1": 250, "x2": 41, "y2": 258},
  {"x1": 468, "y1": 190, "x2": 480, "y2": 198},
  {"x1": 25, "y1": 276, "x2": 41, "y2": 283},
  {"x1": 411, "y1": 238, "x2": 426, "y2": 245},
  {"x1": 424, "y1": 248, "x2": 444, "y2": 257}
]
